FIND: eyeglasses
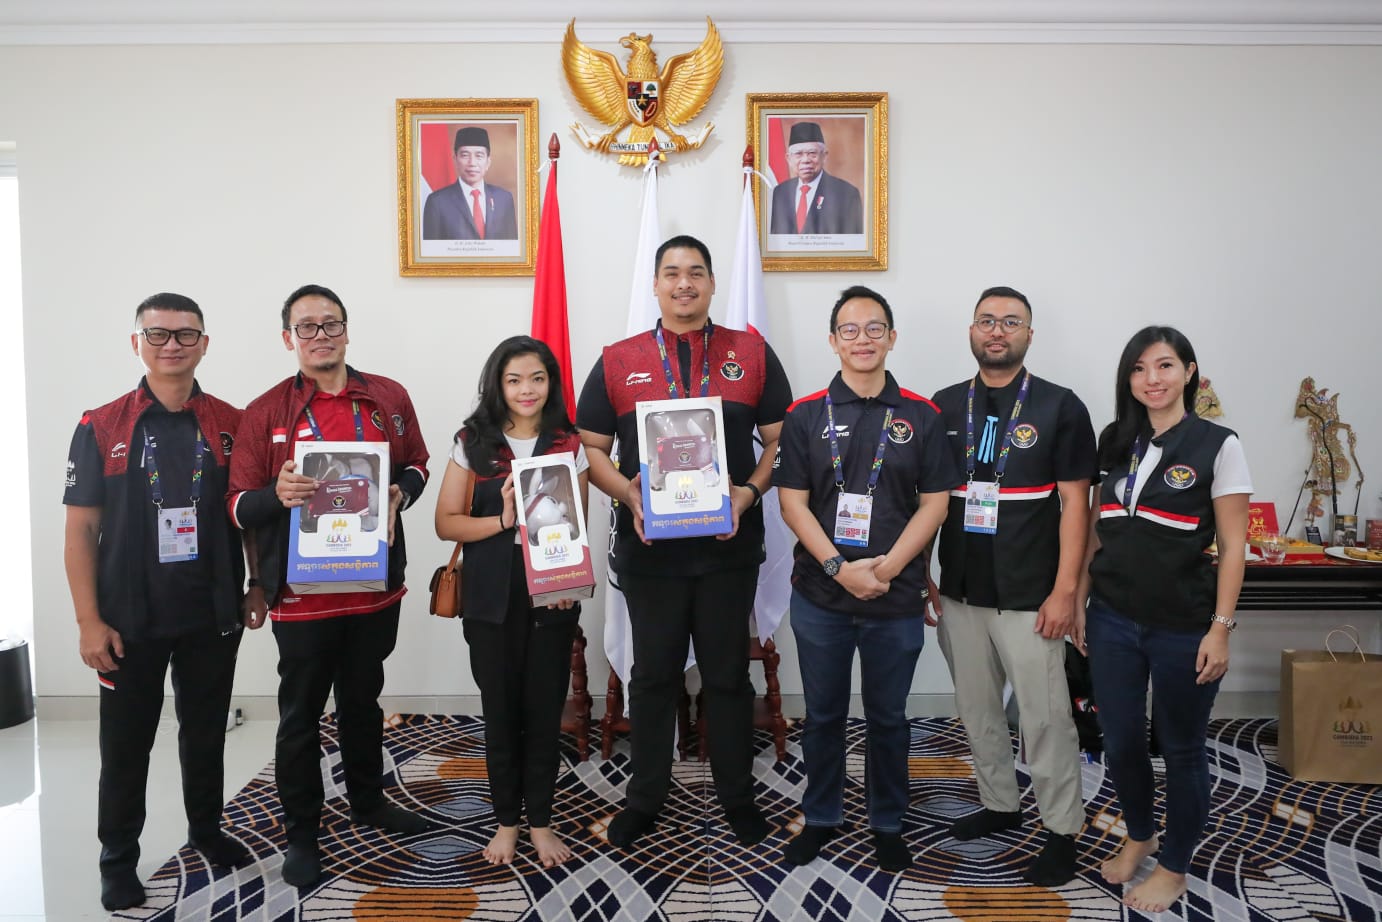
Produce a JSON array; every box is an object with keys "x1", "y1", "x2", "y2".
[
  {"x1": 834, "y1": 321, "x2": 889, "y2": 341},
  {"x1": 972, "y1": 316, "x2": 1028, "y2": 334},
  {"x1": 140, "y1": 327, "x2": 204, "y2": 346},
  {"x1": 290, "y1": 320, "x2": 347, "y2": 340}
]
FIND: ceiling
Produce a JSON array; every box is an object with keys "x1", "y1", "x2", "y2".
[{"x1": 2, "y1": 0, "x2": 1382, "y2": 45}]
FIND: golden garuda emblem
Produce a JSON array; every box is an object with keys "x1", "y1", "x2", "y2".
[{"x1": 562, "y1": 17, "x2": 724, "y2": 167}]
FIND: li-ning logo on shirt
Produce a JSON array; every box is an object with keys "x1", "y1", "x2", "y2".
[
  {"x1": 820, "y1": 423, "x2": 850, "y2": 439},
  {"x1": 109, "y1": 441, "x2": 127, "y2": 459},
  {"x1": 625, "y1": 371, "x2": 653, "y2": 386}
]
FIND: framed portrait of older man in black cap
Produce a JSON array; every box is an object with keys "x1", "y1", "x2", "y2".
[
  {"x1": 747, "y1": 93, "x2": 888, "y2": 272},
  {"x1": 396, "y1": 98, "x2": 539, "y2": 276}
]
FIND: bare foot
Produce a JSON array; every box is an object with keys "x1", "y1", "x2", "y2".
[
  {"x1": 482, "y1": 825, "x2": 519, "y2": 865},
  {"x1": 530, "y1": 826, "x2": 573, "y2": 868},
  {"x1": 1125, "y1": 865, "x2": 1188, "y2": 913},
  {"x1": 1100, "y1": 835, "x2": 1158, "y2": 884}
]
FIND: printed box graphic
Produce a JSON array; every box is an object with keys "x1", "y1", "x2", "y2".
[
  {"x1": 287, "y1": 441, "x2": 389, "y2": 593},
  {"x1": 635, "y1": 396, "x2": 732, "y2": 539},
  {"x1": 513, "y1": 452, "x2": 595, "y2": 606}
]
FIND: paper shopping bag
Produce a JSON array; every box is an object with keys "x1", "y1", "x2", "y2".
[{"x1": 1279, "y1": 627, "x2": 1381, "y2": 783}]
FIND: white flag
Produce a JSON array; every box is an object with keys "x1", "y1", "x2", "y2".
[
  {"x1": 724, "y1": 167, "x2": 793, "y2": 642},
  {"x1": 603, "y1": 158, "x2": 662, "y2": 685}
]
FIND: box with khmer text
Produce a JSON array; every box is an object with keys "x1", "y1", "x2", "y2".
[
  {"x1": 635, "y1": 396, "x2": 733, "y2": 539},
  {"x1": 512, "y1": 452, "x2": 596, "y2": 606},
  {"x1": 287, "y1": 440, "x2": 389, "y2": 593}
]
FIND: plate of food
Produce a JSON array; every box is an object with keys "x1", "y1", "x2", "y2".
[{"x1": 1325, "y1": 546, "x2": 1382, "y2": 563}]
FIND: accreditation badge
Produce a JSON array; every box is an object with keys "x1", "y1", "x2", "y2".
[
  {"x1": 157, "y1": 505, "x2": 199, "y2": 563},
  {"x1": 835, "y1": 492, "x2": 873, "y2": 548},
  {"x1": 963, "y1": 481, "x2": 1000, "y2": 535}
]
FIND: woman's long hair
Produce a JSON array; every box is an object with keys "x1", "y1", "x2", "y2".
[
  {"x1": 459, "y1": 335, "x2": 574, "y2": 476},
  {"x1": 1096, "y1": 325, "x2": 1199, "y2": 472}
]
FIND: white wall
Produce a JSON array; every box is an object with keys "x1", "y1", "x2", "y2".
[{"x1": 2, "y1": 38, "x2": 1379, "y2": 702}]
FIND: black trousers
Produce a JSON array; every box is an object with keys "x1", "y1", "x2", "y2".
[
  {"x1": 97, "y1": 628, "x2": 242, "y2": 875},
  {"x1": 462, "y1": 548, "x2": 576, "y2": 827},
  {"x1": 271, "y1": 601, "x2": 400, "y2": 846},
  {"x1": 620, "y1": 566, "x2": 758, "y2": 815}
]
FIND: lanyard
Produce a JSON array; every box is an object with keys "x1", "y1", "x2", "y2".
[
  {"x1": 302, "y1": 399, "x2": 364, "y2": 442},
  {"x1": 1123, "y1": 412, "x2": 1188, "y2": 509},
  {"x1": 964, "y1": 371, "x2": 1031, "y2": 483},
  {"x1": 144, "y1": 425, "x2": 205, "y2": 511},
  {"x1": 825, "y1": 395, "x2": 893, "y2": 496},
  {"x1": 654, "y1": 321, "x2": 712, "y2": 399}
]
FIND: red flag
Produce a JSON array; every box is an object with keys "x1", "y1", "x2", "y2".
[
  {"x1": 531, "y1": 158, "x2": 576, "y2": 417},
  {"x1": 420, "y1": 123, "x2": 455, "y2": 193},
  {"x1": 767, "y1": 117, "x2": 790, "y2": 182}
]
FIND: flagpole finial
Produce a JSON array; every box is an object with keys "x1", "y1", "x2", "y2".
[
  {"x1": 549, "y1": 133, "x2": 561, "y2": 160},
  {"x1": 742, "y1": 145, "x2": 754, "y2": 169}
]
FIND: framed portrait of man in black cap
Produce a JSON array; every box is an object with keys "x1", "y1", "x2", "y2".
[
  {"x1": 395, "y1": 98, "x2": 539, "y2": 276},
  {"x1": 747, "y1": 93, "x2": 888, "y2": 272}
]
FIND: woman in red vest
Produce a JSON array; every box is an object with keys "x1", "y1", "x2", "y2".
[{"x1": 435, "y1": 336, "x2": 589, "y2": 868}]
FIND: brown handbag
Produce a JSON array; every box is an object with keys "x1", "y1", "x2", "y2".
[{"x1": 429, "y1": 474, "x2": 474, "y2": 618}]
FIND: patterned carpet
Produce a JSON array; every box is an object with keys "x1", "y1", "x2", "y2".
[{"x1": 114, "y1": 715, "x2": 1380, "y2": 921}]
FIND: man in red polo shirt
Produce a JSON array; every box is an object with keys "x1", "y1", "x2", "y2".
[{"x1": 228, "y1": 284, "x2": 431, "y2": 889}]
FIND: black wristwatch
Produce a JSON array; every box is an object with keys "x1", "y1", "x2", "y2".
[
  {"x1": 743, "y1": 482, "x2": 763, "y2": 507},
  {"x1": 247, "y1": 578, "x2": 261, "y2": 589},
  {"x1": 822, "y1": 555, "x2": 845, "y2": 578}
]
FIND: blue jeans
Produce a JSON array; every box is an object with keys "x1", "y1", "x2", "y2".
[
  {"x1": 790, "y1": 590, "x2": 925, "y2": 833},
  {"x1": 1085, "y1": 596, "x2": 1221, "y2": 874}
]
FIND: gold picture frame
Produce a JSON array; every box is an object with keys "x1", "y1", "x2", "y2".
[
  {"x1": 746, "y1": 92, "x2": 888, "y2": 272},
  {"x1": 396, "y1": 98, "x2": 539, "y2": 277}
]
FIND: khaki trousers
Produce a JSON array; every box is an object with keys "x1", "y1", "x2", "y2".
[{"x1": 937, "y1": 596, "x2": 1084, "y2": 836}]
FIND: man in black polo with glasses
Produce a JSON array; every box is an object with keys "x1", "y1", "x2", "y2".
[
  {"x1": 228, "y1": 284, "x2": 432, "y2": 889},
  {"x1": 930, "y1": 286, "x2": 1096, "y2": 886},
  {"x1": 64, "y1": 293, "x2": 251, "y2": 911}
]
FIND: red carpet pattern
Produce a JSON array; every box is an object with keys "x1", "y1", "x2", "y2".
[{"x1": 114, "y1": 716, "x2": 1381, "y2": 921}]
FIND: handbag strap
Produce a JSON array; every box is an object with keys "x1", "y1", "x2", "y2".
[{"x1": 444, "y1": 471, "x2": 476, "y2": 569}]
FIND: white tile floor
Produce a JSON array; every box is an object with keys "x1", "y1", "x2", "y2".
[{"x1": 0, "y1": 716, "x2": 277, "y2": 922}]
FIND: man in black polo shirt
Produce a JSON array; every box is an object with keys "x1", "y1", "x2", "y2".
[
  {"x1": 930, "y1": 286, "x2": 1096, "y2": 886},
  {"x1": 577, "y1": 235, "x2": 792, "y2": 849},
  {"x1": 63, "y1": 293, "x2": 251, "y2": 912},
  {"x1": 773, "y1": 285, "x2": 957, "y2": 871}
]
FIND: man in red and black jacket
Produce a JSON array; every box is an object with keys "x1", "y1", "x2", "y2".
[
  {"x1": 227, "y1": 284, "x2": 431, "y2": 889},
  {"x1": 63, "y1": 293, "x2": 250, "y2": 912},
  {"x1": 577, "y1": 235, "x2": 792, "y2": 850}
]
